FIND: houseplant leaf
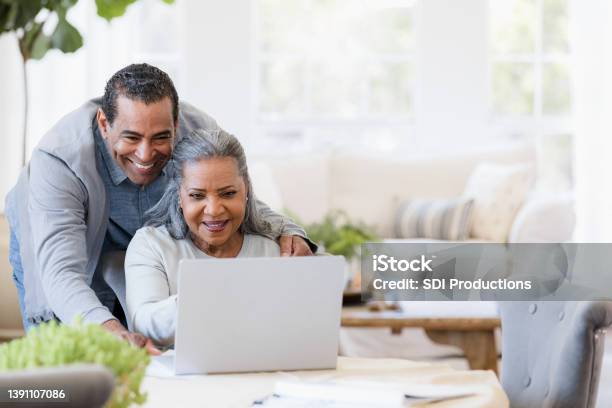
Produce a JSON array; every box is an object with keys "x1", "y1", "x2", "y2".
[
  {"x1": 0, "y1": 2, "x2": 19, "y2": 32},
  {"x1": 290, "y1": 209, "x2": 378, "y2": 260},
  {"x1": 95, "y1": 0, "x2": 175, "y2": 21},
  {"x1": 11, "y1": 0, "x2": 42, "y2": 30},
  {"x1": 50, "y1": 16, "x2": 83, "y2": 53},
  {"x1": 29, "y1": 30, "x2": 51, "y2": 59},
  {"x1": 95, "y1": 0, "x2": 138, "y2": 21},
  {"x1": 18, "y1": 20, "x2": 45, "y2": 60}
]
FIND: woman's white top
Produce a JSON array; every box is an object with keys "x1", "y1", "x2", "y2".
[{"x1": 125, "y1": 225, "x2": 280, "y2": 346}]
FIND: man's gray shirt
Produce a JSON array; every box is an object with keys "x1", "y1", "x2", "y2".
[{"x1": 5, "y1": 98, "x2": 311, "y2": 326}]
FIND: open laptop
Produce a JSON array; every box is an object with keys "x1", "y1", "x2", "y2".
[{"x1": 169, "y1": 256, "x2": 345, "y2": 375}]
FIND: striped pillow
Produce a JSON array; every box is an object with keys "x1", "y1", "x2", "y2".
[{"x1": 394, "y1": 198, "x2": 475, "y2": 240}]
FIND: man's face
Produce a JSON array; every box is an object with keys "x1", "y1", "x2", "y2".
[{"x1": 96, "y1": 95, "x2": 177, "y2": 186}]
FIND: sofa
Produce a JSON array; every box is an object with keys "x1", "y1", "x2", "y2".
[
  {"x1": 249, "y1": 142, "x2": 576, "y2": 362},
  {"x1": 0, "y1": 216, "x2": 25, "y2": 339},
  {"x1": 249, "y1": 142, "x2": 574, "y2": 244}
]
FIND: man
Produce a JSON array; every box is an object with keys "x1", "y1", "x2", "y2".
[{"x1": 6, "y1": 63, "x2": 314, "y2": 352}]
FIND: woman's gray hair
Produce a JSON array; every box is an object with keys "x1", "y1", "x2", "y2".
[{"x1": 146, "y1": 128, "x2": 272, "y2": 239}]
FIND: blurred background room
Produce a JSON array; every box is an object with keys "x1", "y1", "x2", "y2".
[{"x1": 1, "y1": 0, "x2": 611, "y2": 403}]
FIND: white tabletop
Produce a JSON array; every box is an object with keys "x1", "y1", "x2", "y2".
[{"x1": 142, "y1": 357, "x2": 508, "y2": 407}]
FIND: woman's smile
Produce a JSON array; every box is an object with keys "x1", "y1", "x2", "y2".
[{"x1": 202, "y1": 220, "x2": 229, "y2": 232}]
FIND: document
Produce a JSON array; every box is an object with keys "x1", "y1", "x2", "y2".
[{"x1": 252, "y1": 380, "x2": 475, "y2": 407}]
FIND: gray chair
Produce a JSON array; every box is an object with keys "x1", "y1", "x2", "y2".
[
  {"x1": 500, "y1": 301, "x2": 612, "y2": 408},
  {"x1": 0, "y1": 364, "x2": 114, "y2": 408}
]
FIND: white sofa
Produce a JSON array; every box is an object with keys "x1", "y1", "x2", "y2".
[
  {"x1": 250, "y1": 142, "x2": 575, "y2": 244},
  {"x1": 249, "y1": 142, "x2": 576, "y2": 362}
]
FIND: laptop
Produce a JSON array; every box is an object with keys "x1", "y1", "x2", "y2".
[{"x1": 171, "y1": 256, "x2": 345, "y2": 375}]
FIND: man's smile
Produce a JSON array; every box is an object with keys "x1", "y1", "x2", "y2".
[
  {"x1": 127, "y1": 158, "x2": 159, "y2": 171},
  {"x1": 132, "y1": 161, "x2": 155, "y2": 169}
]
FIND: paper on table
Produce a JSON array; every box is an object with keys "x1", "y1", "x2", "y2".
[
  {"x1": 252, "y1": 380, "x2": 476, "y2": 407},
  {"x1": 253, "y1": 396, "x2": 396, "y2": 408},
  {"x1": 147, "y1": 350, "x2": 179, "y2": 378},
  {"x1": 333, "y1": 379, "x2": 479, "y2": 399},
  {"x1": 397, "y1": 301, "x2": 499, "y2": 318}
]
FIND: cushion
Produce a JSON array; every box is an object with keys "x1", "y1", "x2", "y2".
[
  {"x1": 394, "y1": 198, "x2": 475, "y2": 240},
  {"x1": 508, "y1": 192, "x2": 575, "y2": 243},
  {"x1": 462, "y1": 162, "x2": 534, "y2": 242}
]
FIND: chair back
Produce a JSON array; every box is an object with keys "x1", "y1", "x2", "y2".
[{"x1": 500, "y1": 301, "x2": 612, "y2": 408}]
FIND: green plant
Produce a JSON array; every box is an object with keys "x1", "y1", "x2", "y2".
[
  {"x1": 0, "y1": 320, "x2": 150, "y2": 408},
  {"x1": 291, "y1": 210, "x2": 378, "y2": 260},
  {"x1": 0, "y1": 0, "x2": 174, "y2": 165}
]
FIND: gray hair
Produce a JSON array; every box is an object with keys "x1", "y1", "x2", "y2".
[{"x1": 145, "y1": 128, "x2": 272, "y2": 239}]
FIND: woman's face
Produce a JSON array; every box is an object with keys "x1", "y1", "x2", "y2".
[{"x1": 179, "y1": 157, "x2": 247, "y2": 255}]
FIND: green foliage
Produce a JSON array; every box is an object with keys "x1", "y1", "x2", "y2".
[
  {"x1": 1, "y1": 0, "x2": 82, "y2": 61},
  {"x1": 96, "y1": 0, "x2": 174, "y2": 21},
  {"x1": 291, "y1": 210, "x2": 378, "y2": 260},
  {"x1": 50, "y1": 15, "x2": 83, "y2": 53},
  {"x1": 0, "y1": 320, "x2": 150, "y2": 408},
  {"x1": 95, "y1": 0, "x2": 137, "y2": 21},
  {"x1": 0, "y1": 0, "x2": 175, "y2": 61}
]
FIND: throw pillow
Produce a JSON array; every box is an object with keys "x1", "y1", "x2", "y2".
[
  {"x1": 394, "y1": 198, "x2": 475, "y2": 240},
  {"x1": 462, "y1": 162, "x2": 534, "y2": 242}
]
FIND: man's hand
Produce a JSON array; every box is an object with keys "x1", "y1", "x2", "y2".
[
  {"x1": 279, "y1": 235, "x2": 314, "y2": 257},
  {"x1": 102, "y1": 319, "x2": 161, "y2": 355}
]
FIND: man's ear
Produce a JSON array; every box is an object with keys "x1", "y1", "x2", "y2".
[{"x1": 96, "y1": 108, "x2": 110, "y2": 137}]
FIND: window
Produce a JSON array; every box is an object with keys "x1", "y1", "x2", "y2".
[
  {"x1": 489, "y1": 0, "x2": 571, "y2": 118},
  {"x1": 255, "y1": 0, "x2": 416, "y2": 148},
  {"x1": 130, "y1": 0, "x2": 183, "y2": 90},
  {"x1": 490, "y1": 0, "x2": 572, "y2": 190}
]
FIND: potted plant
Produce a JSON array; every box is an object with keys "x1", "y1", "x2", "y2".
[
  {"x1": 290, "y1": 209, "x2": 378, "y2": 291},
  {"x1": 0, "y1": 320, "x2": 150, "y2": 408}
]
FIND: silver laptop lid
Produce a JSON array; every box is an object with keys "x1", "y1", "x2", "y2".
[{"x1": 175, "y1": 256, "x2": 345, "y2": 375}]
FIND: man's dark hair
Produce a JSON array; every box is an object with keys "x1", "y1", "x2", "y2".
[{"x1": 101, "y1": 63, "x2": 179, "y2": 125}]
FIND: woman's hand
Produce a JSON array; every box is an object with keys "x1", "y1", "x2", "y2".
[
  {"x1": 102, "y1": 319, "x2": 161, "y2": 355},
  {"x1": 279, "y1": 235, "x2": 314, "y2": 257}
]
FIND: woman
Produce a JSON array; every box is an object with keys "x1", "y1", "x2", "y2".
[{"x1": 125, "y1": 128, "x2": 280, "y2": 346}]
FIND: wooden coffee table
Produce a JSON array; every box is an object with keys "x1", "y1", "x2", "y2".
[{"x1": 341, "y1": 304, "x2": 501, "y2": 375}]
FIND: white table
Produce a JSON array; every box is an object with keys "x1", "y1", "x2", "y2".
[{"x1": 142, "y1": 357, "x2": 508, "y2": 407}]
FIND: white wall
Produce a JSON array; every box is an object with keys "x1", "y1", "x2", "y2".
[
  {"x1": 0, "y1": 37, "x2": 23, "y2": 207},
  {"x1": 414, "y1": 0, "x2": 490, "y2": 150},
  {"x1": 570, "y1": 0, "x2": 612, "y2": 241},
  {"x1": 179, "y1": 0, "x2": 254, "y2": 146}
]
